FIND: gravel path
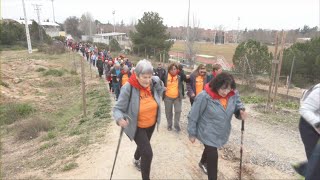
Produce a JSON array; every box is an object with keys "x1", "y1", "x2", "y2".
[{"x1": 52, "y1": 90, "x2": 305, "y2": 179}]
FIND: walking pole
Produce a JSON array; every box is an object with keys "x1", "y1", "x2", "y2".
[
  {"x1": 109, "y1": 115, "x2": 131, "y2": 180},
  {"x1": 110, "y1": 127, "x2": 124, "y2": 180},
  {"x1": 239, "y1": 119, "x2": 245, "y2": 180}
]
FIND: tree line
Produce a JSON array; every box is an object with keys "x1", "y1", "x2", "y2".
[
  {"x1": 0, "y1": 20, "x2": 51, "y2": 47},
  {"x1": 232, "y1": 37, "x2": 320, "y2": 88}
]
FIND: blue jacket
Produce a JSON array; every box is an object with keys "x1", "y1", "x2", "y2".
[{"x1": 187, "y1": 89, "x2": 245, "y2": 147}]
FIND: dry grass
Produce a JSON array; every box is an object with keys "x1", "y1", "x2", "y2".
[
  {"x1": 171, "y1": 41, "x2": 277, "y2": 63},
  {"x1": 15, "y1": 117, "x2": 52, "y2": 140},
  {"x1": 0, "y1": 103, "x2": 35, "y2": 125},
  {"x1": 171, "y1": 41, "x2": 238, "y2": 63},
  {"x1": 1, "y1": 50, "x2": 113, "y2": 179}
]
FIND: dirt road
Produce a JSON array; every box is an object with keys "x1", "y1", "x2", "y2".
[{"x1": 52, "y1": 90, "x2": 305, "y2": 179}]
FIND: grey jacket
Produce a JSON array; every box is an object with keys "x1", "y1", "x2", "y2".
[
  {"x1": 300, "y1": 83, "x2": 320, "y2": 128},
  {"x1": 187, "y1": 90, "x2": 245, "y2": 147},
  {"x1": 113, "y1": 76, "x2": 164, "y2": 140}
]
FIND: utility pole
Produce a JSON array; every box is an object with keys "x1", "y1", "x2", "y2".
[
  {"x1": 186, "y1": 0, "x2": 190, "y2": 43},
  {"x1": 112, "y1": 10, "x2": 116, "y2": 33},
  {"x1": 272, "y1": 31, "x2": 286, "y2": 112},
  {"x1": 22, "y1": 0, "x2": 32, "y2": 54},
  {"x1": 186, "y1": 0, "x2": 191, "y2": 60},
  {"x1": 50, "y1": 0, "x2": 55, "y2": 23},
  {"x1": 89, "y1": 20, "x2": 92, "y2": 37},
  {"x1": 266, "y1": 32, "x2": 279, "y2": 111},
  {"x1": 33, "y1": 4, "x2": 43, "y2": 43},
  {"x1": 237, "y1": 17, "x2": 240, "y2": 43}
]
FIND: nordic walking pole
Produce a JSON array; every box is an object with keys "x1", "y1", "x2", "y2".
[
  {"x1": 239, "y1": 119, "x2": 245, "y2": 180},
  {"x1": 110, "y1": 115, "x2": 131, "y2": 180},
  {"x1": 110, "y1": 127, "x2": 124, "y2": 180}
]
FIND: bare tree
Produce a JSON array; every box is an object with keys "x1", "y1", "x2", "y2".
[
  {"x1": 185, "y1": 15, "x2": 201, "y2": 63},
  {"x1": 79, "y1": 12, "x2": 96, "y2": 37}
]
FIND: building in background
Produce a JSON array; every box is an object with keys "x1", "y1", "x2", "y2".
[{"x1": 14, "y1": 19, "x2": 63, "y2": 37}]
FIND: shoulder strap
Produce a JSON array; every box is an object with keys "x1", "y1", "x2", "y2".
[
  {"x1": 151, "y1": 79, "x2": 155, "y2": 96},
  {"x1": 301, "y1": 84, "x2": 318, "y2": 102},
  {"x1": 126, "y1": 85, "x2": 132, "y2": 112}
]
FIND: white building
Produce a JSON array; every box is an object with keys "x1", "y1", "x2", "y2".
[
  {"x1": 82, "y1": 32, "x2": 128, "y2": 46},
  {"x1": 15, "y1": 19, "x2": 62, "y2": 37}
]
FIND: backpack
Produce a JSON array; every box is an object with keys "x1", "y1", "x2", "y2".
[{"x1": 300, "y1": 84, "x2": 319, "y2": 103}]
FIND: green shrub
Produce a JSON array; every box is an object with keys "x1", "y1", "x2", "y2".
[
  {"x1": 70, "y1": 70, "x2": 78, "y2": 75},
  {"x1": 39, "y1": 141, "x2": 58, "y2": 151},
  {"x1": 42, "y1": 80, "x2": 60, "y2": 88},
  {"x1": 241, "y1": 96, "x2": 266, "y2": 104},
  {"x1": 0, "y1": 103, "x2": 35, "y2": 125},
  {"x1": 36, "y1": 67, "x2": 46, "y2": 72},
  {"x1": 45, "y1": 131, "x2": 56, "y2": 140},
  {"x1": 0, "y1": 80, "x2": 9, "y2": 88},
  {"x1": 276, "y1": 101, "x2": 299, "y2": 110},
  {"x1": 62, "y1": 162, "x2": 78, "y2": 171},
  {"x1": 43, "y1": 69, "x2": 64, "y2": 77}
]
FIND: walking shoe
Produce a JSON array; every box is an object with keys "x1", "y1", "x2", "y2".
[
  {"x1": 199, "y1": 162, "x2": 208, "y2": 175},
  {"x1": 175, "y1": 126, "x2": 181, "y2": 132},
  {"x1": 292, "y1": 162, "x2": 306, "y2": 177},
  {"x1": 133, "y1": 158, "x2": 141, "y2": 171},
  {"x1": 167, "y1": 127, "x2": 172, "y2": 131}
]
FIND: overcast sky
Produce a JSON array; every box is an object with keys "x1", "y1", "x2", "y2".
[{"x1": 1, "y1": 0, "x2": 319, "y2": 30}]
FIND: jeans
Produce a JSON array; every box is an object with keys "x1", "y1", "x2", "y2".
[
  {"x1": 299, "y1": 117, "x2": 320, "y2": 160},
  {"x1": 113, "y1": 83, "x2": 120, "y2": 100},
  {"x1": 305, "y1": 140, "x2": 320, "y2": 180},
  {"x1": 134, "y1": 124, "x2": 156, "y2": 180},
  {"x1": 164, "y1": 96, "x2": 182, "y2": 130}
]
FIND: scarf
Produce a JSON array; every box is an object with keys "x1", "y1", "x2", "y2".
[
  {"x1": 204, "y1": 83, "x2": 235, "y2": 100},
  {"x1": 128, "y1": 73, "x2": 151, "y2": 96},
  {"x1": 169, "y1": 71, "x2": 178, "y2": 82},
  {"x1": 121, "y1": 70, "x2": 128, "y2": 75},
  {"x1": 212, "y1": 71, "x2": 217, "y2": 78}
]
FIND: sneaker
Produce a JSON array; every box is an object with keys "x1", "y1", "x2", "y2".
[
  {"x1": 167, "y1": 127, "x2": 172, "y2": 131},
  {"x1": 175, "y1": 126, "x2": 181, "y2": 132},
  {"x1": 199, "y1": 162, "x2": 208, "y2": 175},
  {"x1": 292, "y1": 162, "x2": 306, "y2": 177},
  {"x1": 133, "y1": 159, "x2": 141, "y2": 171}
]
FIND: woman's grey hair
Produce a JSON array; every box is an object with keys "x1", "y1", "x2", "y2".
[
  {"x1": 123, "y1": 65, "x2": 129, "y2": 71},
  {"x1": 134, "y1": 59, "x2": 154, "y2": 77}
]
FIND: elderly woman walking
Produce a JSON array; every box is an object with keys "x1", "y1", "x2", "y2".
[
  {"x1": 187, "y1": 72, "x2": 247, "y2": 180},
  {"x1": 163, "y1": 63, "x2": 184, "y2": 131},
  {"x1": 113, "y1": 59, "x2": 165, "y2": 180}
]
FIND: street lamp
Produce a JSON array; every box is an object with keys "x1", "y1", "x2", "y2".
[{"x1": 112, "y1": 10, "x2": 115, "y2": 33}]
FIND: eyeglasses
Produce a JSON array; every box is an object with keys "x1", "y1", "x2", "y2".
[{"x1": 219, "y1": 88, "x2": 231, "y2": 93}]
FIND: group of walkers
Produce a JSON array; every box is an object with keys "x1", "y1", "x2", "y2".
[
  {"x1": 68, "y1": 40, "x2": 319, "y2": 180},
  {"x1": 112, "y1": 58, "x2": 319, "y2": 180},
  {"x1": 67, "y1": 40, "x2": 135, "y2": 101},
  {"x1": 113, "y1": 59, "x2": 248, "y2": 180}
]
